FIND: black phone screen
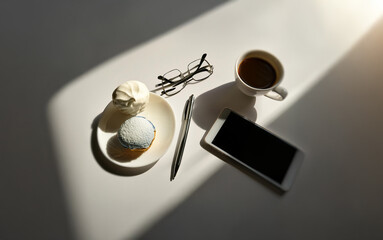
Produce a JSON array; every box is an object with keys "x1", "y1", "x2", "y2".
[{"x1": 212, "y1": 111, "x2": 297, "y2": 183}]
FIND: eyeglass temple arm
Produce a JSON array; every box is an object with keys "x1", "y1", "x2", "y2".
[
  {"x1": 199, "y1": 53, "x2": 207, "y2": 67},
  {"x1": 171, "y1": 53, "x2": 207, "y2": 87},
  {"x1": 155, "y1": 75, "x2": 173, "y2": 87}
]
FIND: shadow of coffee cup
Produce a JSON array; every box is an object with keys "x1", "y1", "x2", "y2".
[{"x1": 193, "y1": 82, "x2": 257, "y2": 130}]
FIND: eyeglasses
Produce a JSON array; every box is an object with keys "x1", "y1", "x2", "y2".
[{"x1": 156, "y1": 53, "x2": 214, "y2": 96}]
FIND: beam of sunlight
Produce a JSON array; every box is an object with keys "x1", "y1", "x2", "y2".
[{"x1": 47, "y1": 1, "x2": 383, "y2": 239}]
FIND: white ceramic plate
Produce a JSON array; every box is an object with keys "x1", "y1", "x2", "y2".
[{"x1": 97, "y1": 93, "x2": 175, "y2": 174}]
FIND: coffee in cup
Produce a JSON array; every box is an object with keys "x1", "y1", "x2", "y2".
[{"x1": 235, "y1": 50, "x2": 287, "y2": 100}]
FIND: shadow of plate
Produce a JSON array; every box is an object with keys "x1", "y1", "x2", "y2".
[{"x1": 91, "y1": 114, "x2": 156, "y2": 176}]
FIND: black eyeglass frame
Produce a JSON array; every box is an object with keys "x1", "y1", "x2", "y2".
[{"x1": 156, "y1": 53, "x2": 213, "y2": 96}]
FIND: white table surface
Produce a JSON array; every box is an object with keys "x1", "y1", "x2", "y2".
[{"x1": 47, "y1": 1, "x2": 383, "y2": 239}]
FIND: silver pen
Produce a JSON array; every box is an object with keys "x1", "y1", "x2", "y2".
[{"x1": 171, "y1": 94, "x2": 195, "y2": 181}]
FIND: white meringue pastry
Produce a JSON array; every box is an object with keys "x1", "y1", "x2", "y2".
[{"x1": 112, "y1": 81, "x2": 150, "y2": 116}]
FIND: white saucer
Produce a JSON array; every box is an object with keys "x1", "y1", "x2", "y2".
[{"x1": 97, "y1": 93, "x2": 175, "y2": 174}]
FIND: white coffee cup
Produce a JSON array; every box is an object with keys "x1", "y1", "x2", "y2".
[{"x1": 235, "y1": 50, "x2": 287, "y2": 100}]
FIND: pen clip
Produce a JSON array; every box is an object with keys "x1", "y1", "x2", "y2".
[
  {"x1": 184, "y1": 95, "x2": 194, "y2": 120},
  {"x1": 183, "y1": 99, "x2": 190, "y2": 120}
]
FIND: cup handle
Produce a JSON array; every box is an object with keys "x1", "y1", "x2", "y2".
[{"x1": 265, "y1": 86, "x2": 288, "y2": 101}]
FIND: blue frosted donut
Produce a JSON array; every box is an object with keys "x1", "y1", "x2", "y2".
[{"x1": 117, "y1": 116, "x2": 156, "y2": 151}]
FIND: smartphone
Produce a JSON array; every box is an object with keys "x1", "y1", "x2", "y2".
[{"x1": 201, "y1": 108, "x2": 303, "y2": 191}]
